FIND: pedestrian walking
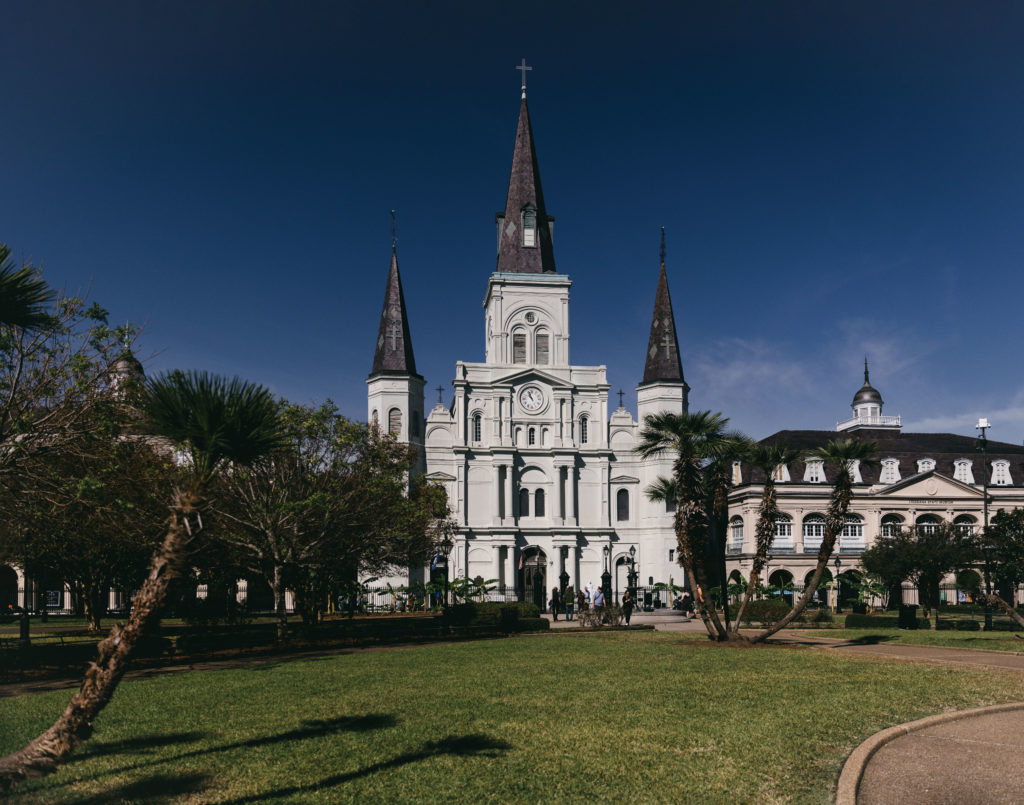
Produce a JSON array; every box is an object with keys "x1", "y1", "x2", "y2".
[
  {"x1": 549, "y1": 587, "x2": 561, "y2": 620},
  {"x1": 622, "y1": 589, "x2": 635, "y2": 626}
]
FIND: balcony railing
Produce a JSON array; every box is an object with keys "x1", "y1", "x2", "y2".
[{"x1": 837, "y1": 414, "x2": 902, "y2": 431}]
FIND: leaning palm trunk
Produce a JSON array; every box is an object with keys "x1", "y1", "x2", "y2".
[
  {"x1": 0, "y1": 488, "x2": 202, "y2": 792},
  {"x1": 984, "y1": 593, "x2": 1024, "y2": 629},
  {"x1": 731, "y1": 478, "x2": 778, "y2": 632},
  {"x1": 750, "y1": 477, "x2": 851, "y2": 642},
  {"x1": 674, "y1": 473, "x2": 727, "y2": 640}
]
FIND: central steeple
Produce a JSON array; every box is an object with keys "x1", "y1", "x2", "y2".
[{"x1": 495, "y1": 84, "x2": 556, "y2": 274}]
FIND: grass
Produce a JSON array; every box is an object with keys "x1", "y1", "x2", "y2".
[
  {"x1": 2, "y1": 631, "x2": 1023, "y2": 803},
  {"x1": 809, "y1": 628, "x2": 1024, "y2": 652}
]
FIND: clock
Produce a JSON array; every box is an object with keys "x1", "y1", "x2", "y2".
[{"x1": 519, "y1": 386, "x2": 544, "y2": 411}]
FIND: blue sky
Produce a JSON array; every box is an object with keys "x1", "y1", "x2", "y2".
[{"x1": 4, "y1": 1, "x2": 1024, "y2": 444}]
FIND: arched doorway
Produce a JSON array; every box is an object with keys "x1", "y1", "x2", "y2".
[
  {"x1": 838, "y1": 571, "x2": 860, "y2": 612},
  {"x1": 805, "y1": 569, "x2": 832, "y2": 607},
  {"x1": 0, "y1": 565, "x2": 18, "y2": 611},
  {"x1": 768, "y1": 570, "x2": 794, "y2": 605},
  {"x1": 519, "y1": 548, "x2": 547, "y2": 610}
]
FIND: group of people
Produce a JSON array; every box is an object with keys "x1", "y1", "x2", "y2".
[{"x1": 548, "y1": 584, "x2": 636, "y2": 625}]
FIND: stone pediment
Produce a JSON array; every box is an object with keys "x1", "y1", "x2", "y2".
[
  {"x1": 494, "y1": 368, "x2": 573, "y2": 389},
  {"x1": 610, "y1": 475, "x2": 640, "y2": 484},
  {"x1": 875, "y1": 470, "x2": 981, "y2": 500},
  {"x1": 424, "y1": 471, "x2": 457, "y2": 482}
]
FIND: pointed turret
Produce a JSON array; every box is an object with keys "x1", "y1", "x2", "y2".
[
  {"x1": 370, "y1": 248, "x2": 418, "y2": 377},
  {"x1": 495, "y1": 94, "x2": 556, "y2": 274},
  {"x1": 641, "y1": 229, "x2": 686, "y2": 386}
]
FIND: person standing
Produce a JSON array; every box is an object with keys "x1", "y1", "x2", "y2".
[
  {"x1": 593, "y1": 587, "x2": 605, "y2": 608},
  {"x1": 622, "y1": 589, "x2": 635, "y2": 626},
  {"x1": 576, "y1": 588, "x2": 586, "y2": 613},
  {"x1": 549, "y1": 587, "x2": 561, "y2": 621}
]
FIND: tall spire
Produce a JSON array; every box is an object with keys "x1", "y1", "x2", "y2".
[
  {"x1": 370, "y1": 248, "x2": 418, "y2": 376},
  {"x1": 864, "y1": 355, "x2": 870, "y2": 385},
  {"x1": 495, "y1": 75, "x2": 556, "y2": 274},
  {"x1": 641, "y1": 228, "x2": 686, "y2": 386}
]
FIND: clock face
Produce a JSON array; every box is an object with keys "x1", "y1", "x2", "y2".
[{"x1": 519, "y1": 386, "x2": 544, "y2": 411}]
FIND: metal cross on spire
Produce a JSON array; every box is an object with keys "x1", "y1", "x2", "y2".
[
  {"x1": 436, "y1": 385, "x2": 445, "y2": 405},
  {"x1": 617, "y1": 389, "x2": 625, "y2": 408},
  {"x1": 516, "y1": 58, "x2": 532, "y2": 98}
]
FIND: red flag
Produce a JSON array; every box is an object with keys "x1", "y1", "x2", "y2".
[{"x1": 517, "y1": 553, "x2": 524, "y2": 570}]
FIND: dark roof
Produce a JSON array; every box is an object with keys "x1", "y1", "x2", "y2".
[
  {"x1": 111, "y1": 349, "x2": 144, "y2": 379},
  {"x1": 495, "y1": 96, "x2": 556, "y2": 274},
  {"x1": 369, "y1": 249, "x2": 419, "y2": 377},
  {"x1": 640, "y1": 258, "x2": 686, "y2": 387},
  {"x1": 745, "y1": 429, "x2": 1024, "y2": 485}
]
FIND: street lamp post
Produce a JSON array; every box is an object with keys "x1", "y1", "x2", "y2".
[
  {"x1": 559, "y1": 546, "x2": 569, "y2": 595},
  {"x1": 834, "y1": 555, "x2": 843, "y2": 614},
  {"x1": 625, "y1": 545, "x2": 638, "y2": 605},
  {"x1": 601, "y1": 545, "x2": 612, "y2": 603},
  {"x1": 977, "y1": 418, "x2": 992, "y2": 631}
]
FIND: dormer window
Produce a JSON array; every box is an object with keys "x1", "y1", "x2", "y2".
[
  {"x1": 732, "y1": 461, "x2": 743, "y2": 485},
  {"x1": 522, "y1": 207, "x2": 537, "y2": 247},
  {"x1": 880, "y1": 458, "x2": 901, "y2": 484},
  {"x1": 803, "y1": 459, "x2": 824, "y2": 483},
  {"x1": 992, "y1": 460, "x2": 1012, "y2": 486},
  {"x1": 847, "y1": 459, "x2": 863, "y2": 483},
  {"x1": 917, "y1": 458, "x2": 935, "y2": 473},
  {"x1": 953, "y1": 459, "x2": 974, "y2": 484},
  {"x1": 772, "y1": 463, "x2": 791, "y2": 482}
]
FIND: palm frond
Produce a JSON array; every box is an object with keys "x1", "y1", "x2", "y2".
[{"x1": 0, "y1": 244, "x2": 56, "y2": 330}]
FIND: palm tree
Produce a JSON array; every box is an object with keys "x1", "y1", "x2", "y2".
[
  {"x1": 0, "y1": 244, "x2": 55, "y2": 330},
  {"x1": 731, "y1": 443, "x2": 799, "y2": 630},
  {"x1": 0, "y1": 371, "x2": 282, "y2": 791},
  {"x1": 638, "y1": 410, "x2": 748, "y2": 640},
  {"x1": 751, "y1": 438, "x2": 877, "y2": 642}
]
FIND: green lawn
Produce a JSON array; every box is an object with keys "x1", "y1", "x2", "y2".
[
  {"x1": 806, "y1": 628, "x2": 1024, "y2": 652},
  {"x1": 2, "y1": 631, "x2": 1022, "y2": 803}
]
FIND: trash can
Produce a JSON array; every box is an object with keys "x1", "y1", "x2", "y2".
[{"x1": 898, "y1": 604, "x2": 918, "y2": 629}]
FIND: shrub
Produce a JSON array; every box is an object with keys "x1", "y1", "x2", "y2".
[
  {"x1": 579, "y1": 605, "x2": 624, "y2": 628},
  {"x1": 739, "y1": 599, "x2": 790, "y2": 627},
  {"x1": 516, "y1": 618, "x2": 551, "y2": 632},
  {"x1": 844, "y1": 613, "x2": 931, "y2": 629},
  {"x1": 443, "y1": 602, "x2": 540, "y2": 629},
  {"x1": 956, "y1": 619, "x2": 981, "y2": 631}
]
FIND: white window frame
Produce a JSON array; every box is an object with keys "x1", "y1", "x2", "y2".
[
  {"x1": 992, "y1": 460, "x2": 1012, "y2": 486},
  {"x1": 880, "y1": 458, "x2": 900, "y2": 484},
  {"x1": 803, "y1": 459, "x2": 823, "y2": 483}
]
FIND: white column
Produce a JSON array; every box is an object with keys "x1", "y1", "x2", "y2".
[
  {"x1": 504, "y1": 545, "x2": 516, "y2": 593},
  {"x1": 503, "y1": 465, "x2": 512, "y2": 526},
  {"x1": 492, "y1": 544, "x2": 503, "y2": 589},
  {"x1": 495, "y1": 464, "x2": 504, "y2": 524},
  {"x1": 566, "y1": 465, "x2": 576, "y2": 526}
]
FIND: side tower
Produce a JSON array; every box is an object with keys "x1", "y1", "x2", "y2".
[
  {"x1": 836, "y1": 358, "x2": 901, "y2": 432},
  {"x1": 366, "y1": 246, "x2": 426, "y2": 477},
  {"x1": 636, "y1": 229, "x2": 689, "y2": 422}
]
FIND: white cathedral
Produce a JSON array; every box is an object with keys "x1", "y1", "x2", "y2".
[{"x1": 366, "y1": 86, "x2": 687, "y2": 605}]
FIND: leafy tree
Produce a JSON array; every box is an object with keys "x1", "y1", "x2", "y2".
[
  {"x1": 861, "y1": 522, "x2": 977, "y2": 617},
  {"x1": 2, "y1": 433, "x2": 176, "y2": 630},
  {"x1": 974, "y1": 508, "x2": 1024, "y2": 628},
  {"x1": 0, "y1": 370, "x2": 282, "y2": 791},
  {"x1": 215, "y1": 402, "x2": 454, "y2": 639}
]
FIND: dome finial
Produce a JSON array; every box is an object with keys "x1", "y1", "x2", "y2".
[{"x1": 864, "y1": 355, "x2": 870, "y2": 385}]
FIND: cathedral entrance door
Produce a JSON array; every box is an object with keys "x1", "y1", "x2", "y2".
[{"x1": 520, "y1": 549, "x2": 547, "y2": 608}]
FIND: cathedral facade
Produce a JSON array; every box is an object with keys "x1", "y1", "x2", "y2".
[{"x1": 366, "y1": 89, "x2": 687, "y2": 602}]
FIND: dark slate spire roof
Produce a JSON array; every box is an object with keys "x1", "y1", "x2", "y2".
[
  {"x1": 495, "y1": 95, "x2": 556, "y2": 274},
  {"x1": 370, "y1": 248, "x2": 419, "y2": 377},
  {"x1": 641, "y1": 229, "x2": 687, "y2": 387},
  {"x1": 852, "y1": 357, "x2": 883, "y2": 406}
]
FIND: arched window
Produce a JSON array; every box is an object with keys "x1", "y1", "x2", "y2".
[
  {"x1": 514, "y1": 427, "x2": 522, "y2": 446},
  {"x1": 916, "y1": 514, "x2": 941, "y2": 535},
  {"x1": 579, "y1": 417, "x2": 589, "y2": 445},
  {"x1": 519, "y1": 488, "x2": 530, "y2": 517},
  {"x1": 528, "y1": 427, "x2": 536, "y2": 446},
  {"x1": 371, "y1": 410, "x2": 378, "y2": 427},
  {"x1": 522, "y1": 206, "x2": 537, "y2": 247},
  {"x1": 880, "y1": 514, "x2": 903, "y2": 537},
  {"x1": 803, "y1": 514, "x2": 826, "y2": 551},
  {"x1": 512, "y1": 331, "x2": 527, "y2": 364},
  {"x1": 534, "y1": 489, "x2": 545, "y2": 517},
  {"x1": 774, "y1": 515, "x2": 793, "y2": 548},
  {"x1": 472, "y1": 413, "x2": 482, "y2": 442},
  {"x1": 535, "y1": 331, "x2": 550, "y2": 365},
  {"x1": 388, "y1": 408, "x2": 401, "y2": 436},
  {"x1": 729, "y1": 516, "x2": 744, "y2": 549},
  {"x1": 616, "y1": 489, "x2": 629, "y2": 521},
  {"x1": 840, "y1": 516, "x2": 864, "y2": 549},
  {"x1": 953, "y1": 514, "x2": 976, "y2": 535}
]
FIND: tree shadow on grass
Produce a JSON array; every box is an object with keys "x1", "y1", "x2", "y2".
[
  {"x1": 220, "y1": 733, "x2": 513, "y2": 804},
  {"x1": 844, "y1": 633, "x2": 895, "y2": 645},
  {"x1": 68, "y1": 731, "x2": 207, "y2": 763},
  {"x1": 62, "y1": 772, "x2": 211, "y2": 804},
  {"x1": 47, "y1": 715, "x2": 398, "y2": 792}
]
